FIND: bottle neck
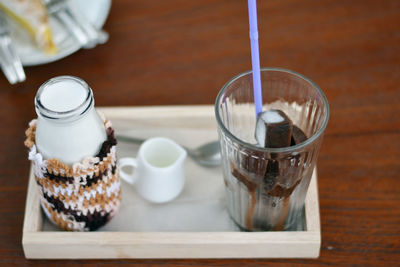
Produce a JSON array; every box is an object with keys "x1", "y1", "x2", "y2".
[{"x1": 35, "y1": 76, "x2": 94, "y2": 123}]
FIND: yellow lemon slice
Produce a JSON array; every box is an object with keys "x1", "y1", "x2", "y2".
[{"x1": 0, "y1": 0, "x2": 57, "y2": 54}]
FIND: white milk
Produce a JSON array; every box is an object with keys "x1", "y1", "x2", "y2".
[
  {"x1": 39, "y1": 80, "x2": 88, "y2": 112},
  {"x1": 35, "y1": 76, "x2": 107, "y2": 165}
]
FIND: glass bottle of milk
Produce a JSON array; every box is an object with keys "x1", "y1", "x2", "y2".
[{"x1": 34, "y1": 76, "x2": 107, "y2": 165}]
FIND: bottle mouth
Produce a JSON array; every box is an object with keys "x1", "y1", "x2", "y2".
[{"x1": 35, "y1": 76, "x2": 94, "y2": 121}]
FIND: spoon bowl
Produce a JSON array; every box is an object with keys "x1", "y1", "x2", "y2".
[
  {"x1": 186, "y1": 140, "x2": 221, "y2": 167},
  {"x1": 116, "y1": 135, "x2": 221, "y2": 167}
]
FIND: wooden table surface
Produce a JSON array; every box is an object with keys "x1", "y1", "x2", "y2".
[{"x1": 1, "y1": 0, "x2": 399, "y2": 265}]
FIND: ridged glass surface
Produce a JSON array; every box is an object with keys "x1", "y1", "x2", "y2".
[{"x1": 216, "y1": 68, "x2": 329, "y2": 231}]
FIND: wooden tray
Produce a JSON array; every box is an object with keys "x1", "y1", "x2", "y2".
[{"x1": 22, "y1": 105, "x2": 321, "y2": 259}]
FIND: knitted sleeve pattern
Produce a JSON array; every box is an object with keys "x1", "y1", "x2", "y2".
[{"x1": 24, "y1": 117, "x2": 121, "y2": 231}]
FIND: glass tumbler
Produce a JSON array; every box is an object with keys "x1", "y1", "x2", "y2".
[{"x1": 215, "y1": 68, "x2": 329, "y2": 231}]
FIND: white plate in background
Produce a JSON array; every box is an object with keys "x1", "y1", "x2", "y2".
[{"x1": 10, "y1": 0, "x2": 111, "y2": 66}]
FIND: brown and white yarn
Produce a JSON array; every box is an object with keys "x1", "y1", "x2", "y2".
[{"x1": 25, "y1": 117, "x2": 121, "y2": 231}]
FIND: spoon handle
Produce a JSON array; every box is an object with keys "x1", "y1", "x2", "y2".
[
  {"x1": 116, "y1": 135, "x2": 146, "y2": 145},
  {"x1": 116, "y1": 135, "x2": 190, "y2": 152}
]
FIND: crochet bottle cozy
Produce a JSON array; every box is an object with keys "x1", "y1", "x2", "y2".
[{"x1": 24, "y1": 117, "x2": 121, "y2": 231}]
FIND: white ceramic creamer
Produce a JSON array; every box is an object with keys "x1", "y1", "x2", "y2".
[
  {"x1": 34, "y1": 76, "x2": 107, "y2": 165},
  {"x1": 118, "y1": 137, "x2": 187, "y2": 203}
]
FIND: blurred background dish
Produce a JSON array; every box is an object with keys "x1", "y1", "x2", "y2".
[{"x1": 8, "y1": 0, "x2": 111, "y2": 66}]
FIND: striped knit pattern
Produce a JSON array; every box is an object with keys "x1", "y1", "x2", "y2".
[{"x1": 25, "y1": 117, "x2": 121, "y2": 231}]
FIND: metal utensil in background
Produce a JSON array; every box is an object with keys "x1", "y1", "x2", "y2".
[
  {"x1": 44, "y1": 0, "x2": 109, "y2": 49},
  {"x1": 116, "y1": 135, "x2": 222, "y2": 167},
  {"x1": 0, "y1": 10, "x2": 26, "y2": 84},
  {"x1": 66, "y1": 3, "x2": 109, "y2": 48}
]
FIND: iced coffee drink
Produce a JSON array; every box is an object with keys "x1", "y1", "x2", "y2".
[{"x1": 215, "y1": 68, "x2": 329, "y2": 231}]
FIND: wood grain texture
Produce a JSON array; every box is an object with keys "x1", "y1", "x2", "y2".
[{"x1": 0, "y1": 0, "x2": 399, "y2": 265}]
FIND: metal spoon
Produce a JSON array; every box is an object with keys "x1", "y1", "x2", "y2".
[
  {"x1": 44, "y1": 0, "x2": 109, "y2": 49},
  {"x1": 116, "y1": 135, "x2": 221, "y2": 167}
]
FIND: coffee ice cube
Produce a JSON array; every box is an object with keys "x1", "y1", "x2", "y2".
[
  {"x1": 255, "y1": 110, "x2": 293, "y2": 148},
  {"x1": 263, "y1": 159, "x2": 279, "y2": 192},
  {"x1": 290, "y1": 125, "x2": 308, "y2": 146}
]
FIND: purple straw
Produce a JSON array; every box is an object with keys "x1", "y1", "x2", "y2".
[{"x1": 248, "y1": 0, "x2": 263, "y2": 116}]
